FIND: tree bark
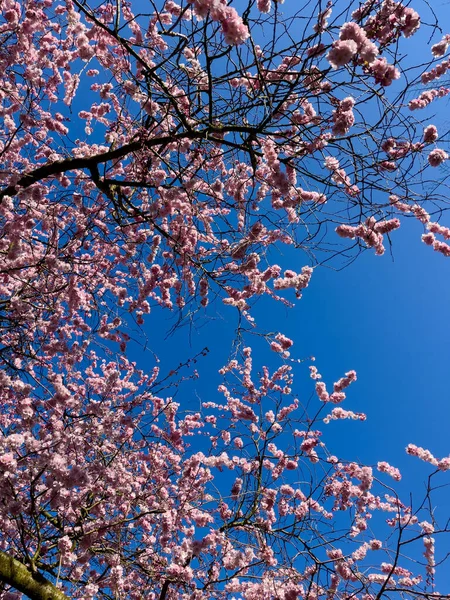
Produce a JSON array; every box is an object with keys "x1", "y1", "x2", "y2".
[{"x1": 0, "y1": 552, "x2": 69, "y2": 600}]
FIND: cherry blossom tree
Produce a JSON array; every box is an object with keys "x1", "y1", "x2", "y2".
[{"x1": 1, "y1": 0, "x2": 450, "y2": 598}]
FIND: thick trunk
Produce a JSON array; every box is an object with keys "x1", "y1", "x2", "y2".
[{"x1": 0, "y1": 552, "x2": 69, "y2": 600}]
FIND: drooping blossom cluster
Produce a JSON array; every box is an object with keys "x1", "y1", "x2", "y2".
[
  {"x1": 388, "y1": 199, "x2": 450, "y2": 258},
  {"x1": 409, "y1": 87, "x2": 450, "y2": 110},
  {"x1": 357, "y1": 0, "x2": 420, "y2": 42},
  {"x1": 188, "y1": 0, "x2": 249, "y2": 45},
  {"x1": 377, "y1": 461, "x2": 402, "y2": 481},
  {"x1": 273, "y1": 266, "x2": 313, "y2": 298},
  {"x1": 315, "y1": 369, "x2": 357, "y2": 404},
  {"x1": 324, "y1": 156, "x2": 360, "y2": 196},
  {"x1": 327, "y1": 21, "x2": 379, "y2": 69},
  {"x1": 428, "y1": 148, "x2": 449, "y2": 167},
  {"x1": 336, "y1": 217, "x2": 401, "y2": 256},
  {"x1": 332, "y1": 97, "x2": 356, "y2": 136},
  {"x1": 421, "y1": 59, "x2": 450, "y2": 84},
  {"x1": 431, "y1": 33, "x2": 450, "y2": 57},
  {"x1": 423, "y1": 125, "x2": 438, "y2": 143},
  {"x1": 406, "y1": 444, "x2": 450, "y2": 471}
]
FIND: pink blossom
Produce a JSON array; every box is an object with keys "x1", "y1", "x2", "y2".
[
  {"x1": 275, "y1": 333, "x2": 293, "y2": 350},
  {"x1": 406, "y1": 444, "x2": 438, "y2": 466},
  {"x1": 315, "y1": 381, "x2": 329, "y2": 402},
  {"x1": 337, "y1": 218, "x2": 398, "y2": 256},
  {"x1": 421, "y1": 60, "x2": 450, "y2": 84},
  {"x1": 58, "y1": 536, "x2": 72, "y2": 554},
  {"x1": 220, "y1": 7, "x2": 250, "y2": 45},
  {"x1": 374, "y1": 218, "x2": 401, "y2": 234},
  {"x1": 422, "y1": 233, "x2": 435, "y2": 246},
  {"x1": 307, "y1": 43, "x2": 326, "y2": 58},
  {"x1": 423, "y1": 536, "x2": 436, "y2": 576},
  {"x1": 314, "y1": 6, "x2": 332, "y2": 33},
  {"x1": 389, "y1": 194, "x2": 411, "y2": 213},
  {"x1": 409, "y1": 87, "x2": 450, "y2": 110},
  {"x1": 309, "y1": 366, "x2": 321, "y2": 380},
  {"x1": 327, "y1": 40, "x2": 358, "y2": 69},
  {"x1": 428, "y1": 148, "x2": 448, "y2": 167},
  {"x1": 438, "y1": 456, "x2": 450, "y2": 470},
  {"x1": 332, "y1": 97, "x2": 355, "y2": 136},
  {"x1": 370, "y1": 58, "x2": 400, "y2": 86},
  {"x1": 336, "y1": 224, "x2": 357, "y2": 239},
  {"x1": 339, "y1": 21, "x2": 379, "y2": 64},
  {"x1": 377, "y1": 461, "x2": 402, "y2": 481},
  {"x1": 273, "y1": 266, "x2": 313, "y2": 297},
  {"x1": 411, "y1": 204, "x2": 431, "y2": 224},
  {"x1": 423, "y1": 125, "x2": 438, "y2": 143},
  {"x1": 420, "y1": 521, "x2": 435, "y2": 534},
  {"x1": 433, "y1": 240, "x2": 450, "y2": 256},
  {"x1": 431, "y1": 34, "x2": 450, "y2": 57},
  {"x1": 428, "y1": 221, "x2": 450, "y2": 239},
  {"x1": 323, "y1": 407, "x2": 366, "y2": 424},
  {"x1": 257, "y1": 0, "x2": 271, "y2": 13},
  {"x1": 402, "y1": 7, "x2": 421, "y2": 38}
]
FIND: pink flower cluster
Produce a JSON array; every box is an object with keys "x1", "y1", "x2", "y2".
[
  {"x1": 270, "y1": 333, "x2": 294, "y2": 355},
  {"x1": 381, "y1": 137, "x2": 420, "y2": 160},
  {"x1": 431, "y1": 34, "x2": 450, "y2": 57},
  {"x1": 377, "y1": 461, "x2": 402, "y2": 481},
  {"x1": 409, "y1": 87, "x2": 450, "y2": 110},
  {"x1": 423, "y1": 536, "x2": 436, "y2": 576},
  {"x1": 309, "y1": 365, "x2": 321, "y2": 380},
  {"x1": 409, "y1": 206, "x2": 450, "y2": 258},
  {"x1": 428, "y1": 221, "x2": 450, "y2": 240},
  {"x1": 362, "y1": 1, "x2": 420, "y2": 43},
  {"x1": 315, "y1": 370, "x2": 357, "y2": 404},
  {"x1": 324, "y1": 156, "x2": 360, "y2": 196},
  {"x1": 406, "y1": 444, "x2": 450, "y2": 470},
  {"x1": 422, "y1": 234, "x2": 450, "y2": 257},
  {"x1": 273, "y1": 266, "x2": 313, "y2": 298},
  {"x1": 421, "y1": 59, "x2": 450, "y2": 84},
  {"x1": 334, "y1": 370, "x2": 357, "y2": 392},
  {"x1": 298, "y1": 188, "x2": 327, "y2": 204},
  {"x1": 332, "y1": 97, "x2": 355, "y2": 136},
  {"x1": 313, "y1": 5, "x2": 332, "y2": 33},
  {"x1": 389, "y1": 194, "x2": 411, "y2": 213},
  {"x1": 423, "y1": 125, "x2": 438, "y2": 143},
  {"x1": 326, "y1": 43, "x2": 352, "y2": 70},
  {"x1": 428, "y1": 148, "x2": 448, "y2": 167},
  {"x1": 188, "y1": 0, "x2": 249, "y2": 45},
  {"x1": 323, "y1": 407, "x2": 366, "y2": 424},
  {"x1": 369, "y1": 57, "x2": 400, "y2": 87},
  {"x1": 336, "y1": 217, "x2": 401, "y2": 256},
  {"x1": 257, "y1": 0, "x2": 271, "y2": 13},
  {"x1": 327, "y1": 21, "x2": 379, "y2": 69},
  {"x1": 420, "y1": 521, "x2": 435, "y2": 534}
]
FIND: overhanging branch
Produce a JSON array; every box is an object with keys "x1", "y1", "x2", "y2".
[
  {"x1": 0, "y1": 551, "x2": 69, "y2": 600},
  {"x1": 0, "y1": 126, "x2": 256, "y2": 203}
]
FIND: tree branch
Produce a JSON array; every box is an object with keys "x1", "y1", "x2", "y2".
[
  {"x1": 0, "y1": 126, "x2": 256, "y2": 202},
  {"x1": 0, "y1": 551, "x2": 69, "y2": 600}
]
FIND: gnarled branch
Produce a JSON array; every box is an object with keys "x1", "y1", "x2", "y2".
[{"x1": 0, "y1": 551, "x2": 69, "y2": 600}]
